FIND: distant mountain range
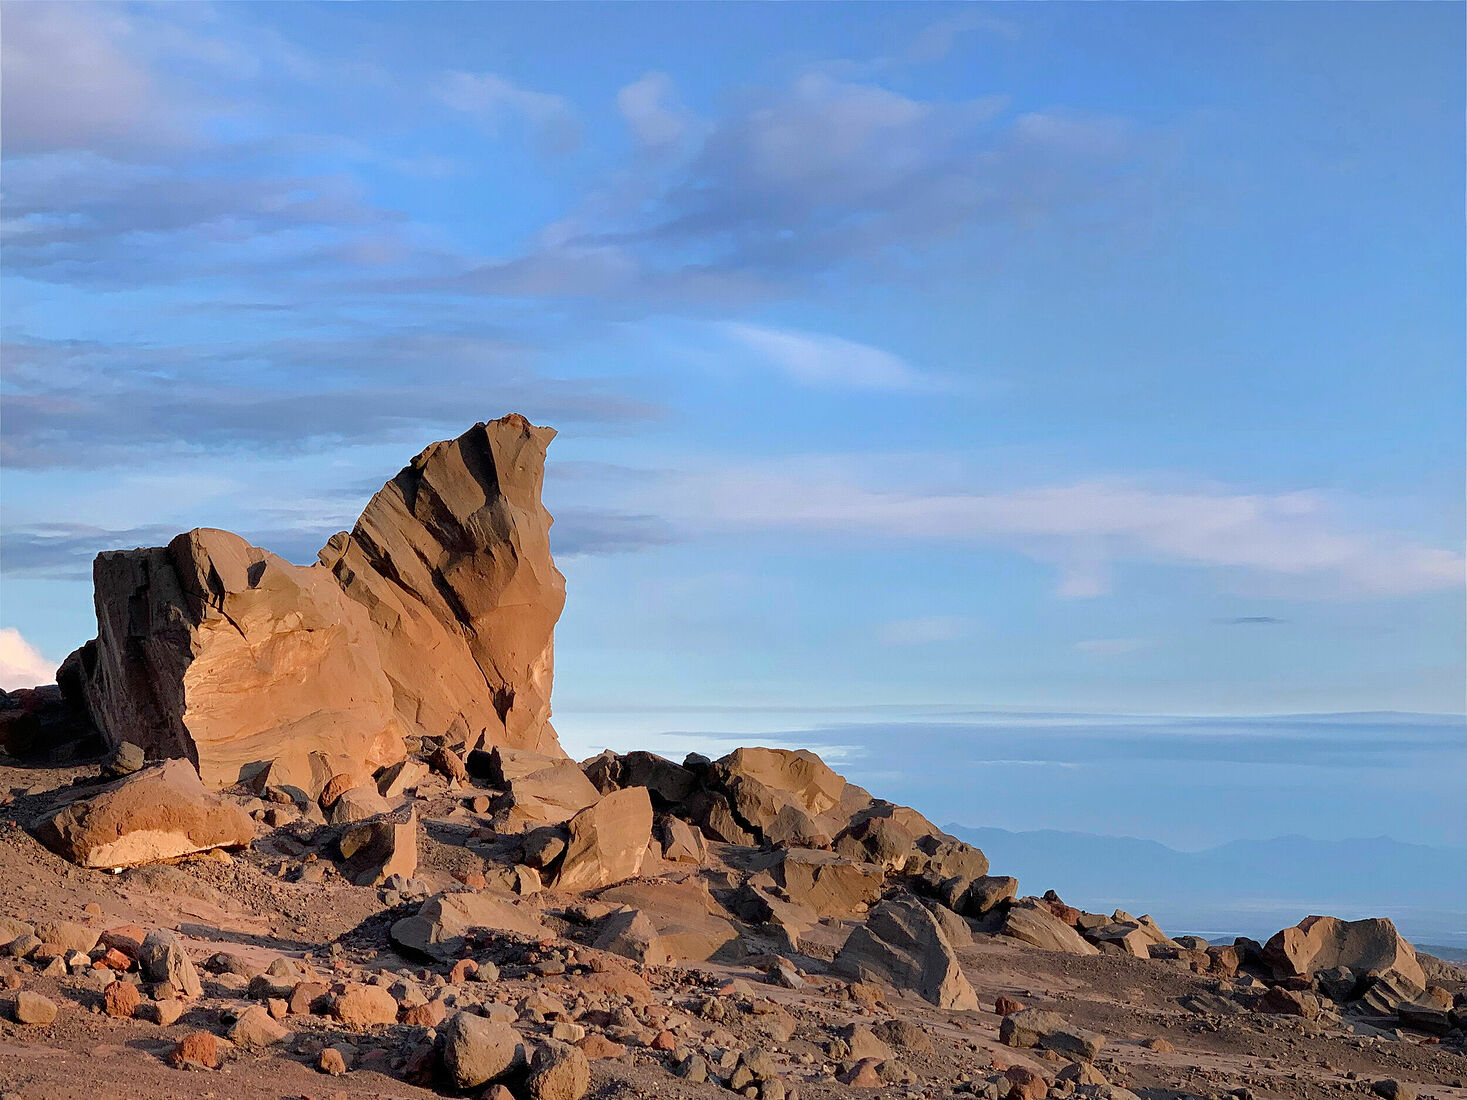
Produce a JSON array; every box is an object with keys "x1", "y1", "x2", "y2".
[{"x1": 946, "y1": 825, "x2": 1467, "y2": 952}]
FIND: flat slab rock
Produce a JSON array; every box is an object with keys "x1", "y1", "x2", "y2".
[{"x1": 34, "y1": 759, "x2": 254, "y2": 869}]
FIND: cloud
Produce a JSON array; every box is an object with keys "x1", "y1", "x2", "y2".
[
  {"x1": 1221, "y1": 616, "x2": 1287, "y2": 626},
  {"x1": 877, "y1": 616, "x2": 969, "y2": 646},
  {"x1": 617, "y1": 73, "x2": 691, "y2": 149},
  {"x1": 0, "y1": 4, "x2": 190, "y2": 157},
  {"x1": 1076, "y1": 638, "x2": 1150, "y2": 657},
  {"x1": 552, "y1": 508, "x2": 678, "y2": 557},
  {"x1": 718, "y1": 323, "x2": 931, "y2": 391},
  {"x1": 0, "y1": 628, "x2": 57, "y2": 689},
  {"x1": 1, "y1": 331, "x2": 660, "y2": 470},
  {"x1": 439, "y1": 71, "x2": 580, "y2": 155},
  {"x1": 617, "y1": 462, "x2": 1465, "y2": 599}
]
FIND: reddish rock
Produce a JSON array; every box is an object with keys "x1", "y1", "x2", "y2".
[
  {"x1": 449, "y1": 958, "x2": 478, "y2": 984},
  {"x1": 1004, "y1": 1065, "x2": 1049, "y2": 1100},
  {"x1": 168, "y1": 1030, "x2": 219, "y2": 1070},
  {"x1": 994, "y1": 996, "x2": 1024, "y2": 1017},
  {"x1": 577, "y1": 1033, "x2": 626, "y2": 1059},
  {"x1": 401, "y1": 999, "x2": 447, "y2": 1027},
  {"x1": 103, "y1": 980, "x2": 140, "y2": 1018}
]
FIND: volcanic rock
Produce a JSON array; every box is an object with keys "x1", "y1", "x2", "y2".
[
  {"x1": 58, "y1": 416, "x2": 569, "y2": 786},
  {"x1": 553, "y1": 787, "x2": 653, "y2": 891},
  {"x1": 390, "y1": 891, "x2": 545, "y2": 962},
  {"x1": 139, "y1": 930, "x2": 203, "y2": 999},
  {"x1": 769, "y1": 848, "x2": 884, "y2": 917},
  {"x1": 1263, "y1": 916, "x2": 1426, "y2": 992},
  {"x1": 998, "y1": 900, "x2": 1100, "y2": 956},
  {"x1": 321, "y1": 416, "x2": 566, "y2": 756},
  {"x1": 524, "y1": 1039, "x2": 591, "y2": 1100},
  {"x1": 999, "y1": 1008, "x2": 1105, "y2": 1060},
  {"x1": 62, "y1": 527, "x2": 405, "y2": 789},
  {"x1": 438, "y1": 1012, "x2": 526, "y2": 1090},
  {"x1": 834, "y1": 896, "x2": 978, "y2": 1009},
  {"x1": 339, "y1": 806, "x2": 417, "y2": 886},
  {"x1": 34, "y1": 759, "x2": 253, "y2": 869}
]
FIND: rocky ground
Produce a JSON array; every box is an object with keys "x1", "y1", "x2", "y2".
[{"x1": 0, "y1": 742, "x2": 1464, "y2": 1100}]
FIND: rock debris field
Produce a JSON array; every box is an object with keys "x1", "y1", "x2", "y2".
[{"x1": 0, "y1": 415, "x2": 1463, "y2": 1100}]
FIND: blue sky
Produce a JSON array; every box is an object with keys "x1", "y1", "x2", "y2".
[{"x1": 2, "y1": 4, "x2": 1463, "y2": 852}]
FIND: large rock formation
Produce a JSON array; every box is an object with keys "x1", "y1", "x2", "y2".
[
  {"x1": 58, "y1": 415, "x2": 567, "y2": 788},
  {"x1": 320, "y1": 416, "x2": 565, "y2": 756}
]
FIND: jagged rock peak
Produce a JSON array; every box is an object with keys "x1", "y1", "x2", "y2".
[{"x1": 59, "y1": 414, "x2": 567, "y2": 787}]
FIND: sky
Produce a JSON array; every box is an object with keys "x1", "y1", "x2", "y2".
[{"x1": 1, "y1": 4, "x2": 1463, "y2": 858}]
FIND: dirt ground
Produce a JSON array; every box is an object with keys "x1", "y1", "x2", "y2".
[{"x1": 1, "y1": 757, "x2": 1463, "y2": 1100}]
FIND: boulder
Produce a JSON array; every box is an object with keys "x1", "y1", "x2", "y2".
[
  {"x1": 998, "y1": 900, "x2": 1099, "y2": 956},
  {"x1": 705, "y1": 747, "x2": 848, "y2": 846},
  {"x1": 339, "y1": 807, "x2": 417, "y2": 886},
  {"x1": 770, "y1": 848, "x2": 884, "y2": 917},
  {"x1": 583, "y1": 750, "x2": 696, "y2": 806},
  {"x1": 34, "y1": 759, "x2": 253, "y2": 869},
  {"x1": 327, "y1": 785, "x2": 393, "y2": 825},
  {"x1": 0, "y1": 684, "x2": 97, "y2": 759},
  {"x1": 390, "y1": 891, "x2": 545, "y2": 962},
  {"x1": 656, "y1": 814, "x2": 707, "y2": 864},
  {"x1": 554, "y1": 787, "x2": 653, "y2": 891},
  {"x1": 331, "y1": 983, "x2": 399, "y2": 1027},
  {"x1": 1262, "y1": 916, "x2": 1425, "y2": 992},
  {"x1": 499, "y1": 756, "x2": 602, "y2": 826},
  {"x1": 834, "y1": 815, "x2": 916, "y2": 870},
  {"x1": 229, "y1": 1005, "x2": 288, "y2": 1049},
  {"x1": 62, "y1": 528, "x2": 405, "y2": 789},
  {"x1": 524, "y1": 1039, "x2": 590, "y2": 1100},
  {"x1": 438, "y1": 1012, "x2": 526, "y2": 1090},
  {"x1": 597, "y1": 877, "x2": 740, "y2": 962},
  {"x1": 139, "y1": 929, "x2": 204, "y2": 999},
  {"x1": 322, "y1": 416, "x2": 566, "y2": 756},
  {"x1": 955, "y1": 875, "x2": 1017, "y2": 916},
  {"x1": 834, "y1": 896, "x2": 978, "y2": 1010},
  {"x1": 60, "y1": 417, "x2": 570, "y2": 786},
  {"x1": 377, "y1": 758, "x2": 429, "y2": 799},
  {"x1": 999, "y1": 1008, "x2": 1105, "y2": 1060},
  {"x1": 593, "y1": 908, "x2": 668, "y2": 965}
]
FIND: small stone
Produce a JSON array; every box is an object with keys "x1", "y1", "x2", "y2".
[
  {"x1": 139, "y1": 931, "x2": 203, "y2": 999},
  {"x1": 229, "y1": 1005, "x2": 288, "y2": 1049},
  {"x1": 14, "y1": 990, "x2": 57, "y2": 1025},
  {"x1": 140, "y1": 998, "x2": 185, "y2": 1026},
  {"x1": 994, "y1": 995, "x2": 1024, "y2": 1016},
  {"x1": 168, "y1": 1030, "x2": 219, "y2": 1070},
  {"x1": 103, "y1": 979, "x2": 140, "y2": 1018},
  {"x1": 331, "y1": 983, "x2": 398, "y2": 1027},
  {"x1": 1372, "y1": 1083, "x2": 1418, "y2": 1100},
  {"x1": 319, "y1": 1046, "x2": 349, "y2": 1075}
]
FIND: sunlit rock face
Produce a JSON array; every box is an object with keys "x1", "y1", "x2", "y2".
[{"x1": 60, "y1": 414, "x2": 567, "y2": 787}]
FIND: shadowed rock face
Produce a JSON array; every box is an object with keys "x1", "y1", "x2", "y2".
[{"x1": 61, "y1": 415, "x2": 567, "y2": 786}]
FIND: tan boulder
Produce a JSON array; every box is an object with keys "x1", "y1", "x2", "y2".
[
  {"x1": 999, "y1": 900, "x2": 1100, "y2": 956},
  {"x1": 64, "y1": 528, "x2": 405, "y2": 790},
  {"x1": 339, "y1": 806, "x2": 417, "y2": 886},
  {"x1": 322, "y1": 416, "x2": 565, "y2": 755},
  {"x1": 498, "y1": 755, "x2": 601, "y2": 826},
  {"x1": 391, "y1": 891, "x2": 545, "y2": 962},
  {"x1": 834, "y1": 896, "x2": 978, "y2": 1010},
  {"x1": 554, "y1": 788, "x2": 653, "y2": 891},
  {"x1": 35, "y1": 759, "x2": 253, "y2": 869},
  {"x1": 770, "y1": 848, "x2": 884, "y2": 917},
  {"x1": 597, "y1": 877, "x2": 740, "y2": 962},
  {"x1": 1262, "y1": 915, "x2": 1425, "y2": 991}
]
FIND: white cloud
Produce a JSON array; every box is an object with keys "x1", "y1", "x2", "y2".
[
  {"x1": 624, "y1": 462, "x2": 1464, "y2": 600},
  {"x1": 878, "y1": 616, "x2": 969, "y2": 646},
  {"x1": 0, "y1": 628, "x2": 57, "y2": 689},
  {"x1": 719, "y1": 323, "x2": 931, "y2": 391},
  {"x1": 617, "y1": 72, "x2": 690, "y2": 149},
  {"x1": 438, "y1": 71, "x2": 580, "y2": 154}
]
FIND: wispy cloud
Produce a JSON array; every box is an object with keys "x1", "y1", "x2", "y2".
[
  {"x1": 877, "y1": 616, "x2": 970, "y2": 646},
  {"x1": 439, "y1": 71, "x2": 580, "y2": 155},
  {"x1": 605, "y1": 460, "x2": 1464, "y2": 599},
  {"x1": 719, "y1": 323, "x2": 933, "y2": 391},
  {"x1": 617, "y1": 72, "x2": 691, "y2": 150}
]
